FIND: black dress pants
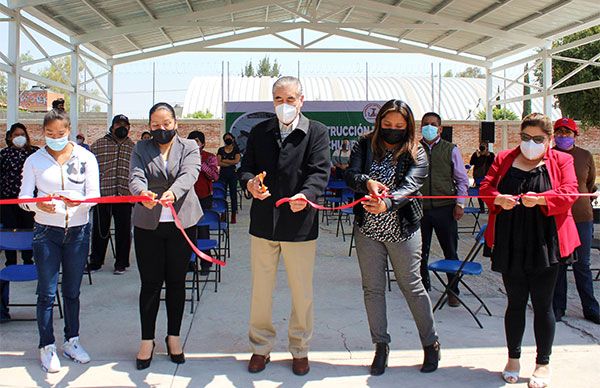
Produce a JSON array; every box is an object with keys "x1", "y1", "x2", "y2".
[
  {"x1": 420, "y1": 205, "x2": 459, "y2": 293},
  {"x1": 90, "y1": 203, "x2": 132, "y2": 269},
  {"x1": 134, "y1": 223, "x2": 196, "y2": 340},
  {"x1": 502, "y1": 265, "x2": 559, "y2": 365}
]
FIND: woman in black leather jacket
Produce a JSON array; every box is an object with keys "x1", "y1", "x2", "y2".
[{"x1": 345, "y1": 99, "x2": 440, "y2": 376}]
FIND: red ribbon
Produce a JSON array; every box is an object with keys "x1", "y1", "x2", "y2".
[
  {"x1": 0, "y1": 195, "x2": 226, "y2": 267},
  {"x1": 275, "y1": 192, "x2": 598, "y2": 212}
]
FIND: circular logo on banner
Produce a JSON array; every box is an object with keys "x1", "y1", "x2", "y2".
[{"x1": 363, "y1": 103, "x2": 381, "y2": 124}]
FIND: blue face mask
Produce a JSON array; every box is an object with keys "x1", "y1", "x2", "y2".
[
  {"x1": 45, "y1": 135, "x2": 69, "y2": 152},
  {"x1": 421, "y1": 124, "x2": 439, "y2": 141}
]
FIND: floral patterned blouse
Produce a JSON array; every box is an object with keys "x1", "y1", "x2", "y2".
[{"x1": 0, "y1": 145, "x2": 39, "y2": 199}]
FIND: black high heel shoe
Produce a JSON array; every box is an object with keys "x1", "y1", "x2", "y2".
[
  {"x1": 420, "y1": 341, "x2": 441, "y2": 373},
  {"x1": 165, "y1": 336, "x2": 185, "y2": 364},
  {"x1": 370, "y1": 343, "x2": 389, "y2": 376},
  {"x1": 136, "y1": 341, "x2": 155, "y2": 370}
]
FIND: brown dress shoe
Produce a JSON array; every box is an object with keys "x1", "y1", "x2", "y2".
[
  {"x1": 248, "y1": 354, "x2": 270, "y2": 373},
  {"x1": 292, "y1": 357, "x2": 310, "y2": 376},
  {"x1": 448, "y1": 294, "x2": 460, "y2": 307}
]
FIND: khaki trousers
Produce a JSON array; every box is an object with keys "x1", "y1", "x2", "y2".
[{"x1": 249, "y1": 236, "x2": 316, "y2": 358}]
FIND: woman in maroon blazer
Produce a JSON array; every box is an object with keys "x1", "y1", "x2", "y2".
[{"x1": 480, "y1": 113, "x2": 579, "y2": 388}]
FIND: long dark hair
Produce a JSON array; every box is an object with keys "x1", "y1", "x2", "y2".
[
  {"x1": 367, "y1": 99, "x2": 419, "y2": 162},
  {"x1": 6, "y1": 122, "x2": 33, "y2": 152}
]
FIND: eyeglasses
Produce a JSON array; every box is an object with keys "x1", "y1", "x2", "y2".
[{"x1": 520, "y1": 132, "x2": 547, "y2": 144}]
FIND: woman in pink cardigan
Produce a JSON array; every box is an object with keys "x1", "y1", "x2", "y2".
[{"x1": 480, "y1": 113, "x2": 579, "y2": 388}]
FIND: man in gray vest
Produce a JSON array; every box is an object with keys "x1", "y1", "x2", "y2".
[{"x1": 419, "y1": 112, "x2": 469, "y2": 307}]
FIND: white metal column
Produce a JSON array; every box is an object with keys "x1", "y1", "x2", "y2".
[
  {"x1": 70, "y1": 45, "x2": 80, "y2": 137},
  {"x1": 106, "y1": 64, "x2": 114, "y2": 128},
  {"x1": 7, "y1": 10, "x2": 20, "y2": 125},
  {"x1": 542, "y1": 41, "x2": 553, "y2": 115},
  {"x1": 485, "y1": 67, "x2": 493, "y2": 121}
]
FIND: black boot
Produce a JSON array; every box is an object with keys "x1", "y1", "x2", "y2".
[
  {"x1": 370, "y1": 343, "x2": 389, "y2": 376},
  {"x1": 420, "y1": 341, "x2": 440, "y2": 373}
]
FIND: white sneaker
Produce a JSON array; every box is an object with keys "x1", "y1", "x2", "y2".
[
  {"x1": 63, "y1": 336, "x2": 91, "y2": 364},
  {"x1": 40, "y1": 344, "x2": 61, "y2": 373}
]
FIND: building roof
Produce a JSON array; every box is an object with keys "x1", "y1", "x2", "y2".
[
  {"x1": 9, "y1": 0, "x2": 600, "y2": 66},
  {"x1": 183, "y1": 75, "x2": 561, "y2": 119}
]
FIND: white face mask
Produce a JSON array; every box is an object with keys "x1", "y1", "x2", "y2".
[
  {"x1": 275, "y1": 103, "x2": 298, "y2": 125},
  {"x1": 520, "y1": 140, "x2": 546, "y2": 160},
  {"x1": 12, "y1": 135, "x2": 27, "y2": 148}
]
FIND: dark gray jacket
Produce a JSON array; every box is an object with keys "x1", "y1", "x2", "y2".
[
  {"x1": 345, "y1": 137, "x2": 428, "y2": 234},
  {"x1": 239, "y1": 114, "x2": 331, "y2": 242},
  {"x1": 129, "y1": 136, "x2": 202, "y2": 230}
]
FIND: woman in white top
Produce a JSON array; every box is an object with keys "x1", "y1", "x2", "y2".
[{"x1": 19, "y1": 109, "x2": 99, "y2": 373}]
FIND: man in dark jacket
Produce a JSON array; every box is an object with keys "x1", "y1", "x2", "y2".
[{"x1": 239, "y1": 76, "x2": 330, "y2": 376}]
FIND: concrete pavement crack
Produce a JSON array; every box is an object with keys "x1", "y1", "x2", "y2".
[
  {"x1": 561, "y1": 320, "x2": 600, "y2": 344},
  {"x1": 327, "y1": 324, "x2": 353, "y2": 358}
]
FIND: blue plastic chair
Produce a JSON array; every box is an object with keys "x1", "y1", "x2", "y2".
[
  {"x1": 198, "y1": 209, "x2": 229, "y2": 259},
  {"x1": 0, "y1": 231, "x2": 63, "y2": 320},
  {"x1": 213, "y1": 188, "x2": 226, "y2": 200},
  {"x1": 195, "y1": 239, "x2": 221, "y2": 293},
  {"x1": 460, "y1": 187, "x2": 483, "y2": 235},
  {"x1": 210, "y1": 199, "x2": 230, "y2": 257},
  {"x1": 428, "y1": 225, "x2": 491, "y2": 328}
]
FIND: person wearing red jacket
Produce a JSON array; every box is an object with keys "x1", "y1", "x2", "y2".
[
  {"x1": 480, "y1": 113, "x2": 580, "y2": 388},
  {"x1": 188, "y1": 131, "x2": 219, "y2": 275}
]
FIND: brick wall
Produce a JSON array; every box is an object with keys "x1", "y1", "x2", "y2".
[
  {"x1": 1, "y1": 118, "x2": 599, "y2": 169},
  {"x1": 0, "y1": 119, "x2": 224, "y2": 154}
]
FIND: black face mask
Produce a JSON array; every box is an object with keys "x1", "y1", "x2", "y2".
[
  {"x1": 114, "y1": 126, "x2": 129, "y2": 139},
  {"x1": 380, "y1": 128, "x2": 408, "y2": 145},
  {"x1": 151, "y1": 129, "x2": 176, "y2": 145},
  {"x1": 224, "y1": 138, "x2": 234, "y2": 145},
  {"x1": 479, "y1": 145, "x2": 486, "y2": 152}
]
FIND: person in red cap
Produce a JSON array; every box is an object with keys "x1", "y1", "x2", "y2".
[{"x1": 552, "y1": 117, "x2": 600, "y2": 325}]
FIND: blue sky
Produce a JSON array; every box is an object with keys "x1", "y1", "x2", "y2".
[{"x1": 112, "y1": 51, "x2": 483, "y2": 119}]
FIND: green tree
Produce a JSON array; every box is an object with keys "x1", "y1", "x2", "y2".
[
  {"x1": 456, "y1": 66, "x2": 485, "y2": 78},
  {"x1": 242, "y1": 56, "x2": 281, "y2": 77},
  {"x1": 186, "y1": 109, "x2": 214, "y2": 119},
  {"x1": 442, "y1": 69, "x2": 454, "y2": 77},
  {"x1": 476, "y1": 107, "x2": 519, "y2": 120},
  {"x1": 242, "y1": 61, "x2": 255, "y2": 77},
  {"x1": 522, "y1": 63, "x2": 532, "y2": 118},
  {"x1": 256, "y1": 56, "x2": 281, "y2": 77},
  {"x1": 0, "y1": 52, "x2": 34, "y2": 104},
  {"x1": 38, "y1": 56, "x2": 77, "y2": 110},
  {"x1": 551, "y1": 26, "x2": 600, "y2": 126}
]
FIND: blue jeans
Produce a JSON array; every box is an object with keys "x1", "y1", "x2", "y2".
[
  {"x1": 32, "y1": 222, "x2": 90, "y2": 348},
  {"x1": 553, "y1": 221, "x2": 600, "y2": 317}
]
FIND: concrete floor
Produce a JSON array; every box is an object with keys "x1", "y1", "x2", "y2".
[{"x1": 1, "y1": 200, "x2": 599, "y2": 387}]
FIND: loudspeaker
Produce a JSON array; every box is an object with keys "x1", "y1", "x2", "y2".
[
  {"x1": 480, "y1": 121, "x2": 495, "y2": 143},
  {"x1": 441, "y1": 126, "x2": 453, "y2": 142}
]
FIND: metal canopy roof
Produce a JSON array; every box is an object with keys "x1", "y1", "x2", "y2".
[{"x1": 9, "y1": 0, "x2": 600, "y2": 66}]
